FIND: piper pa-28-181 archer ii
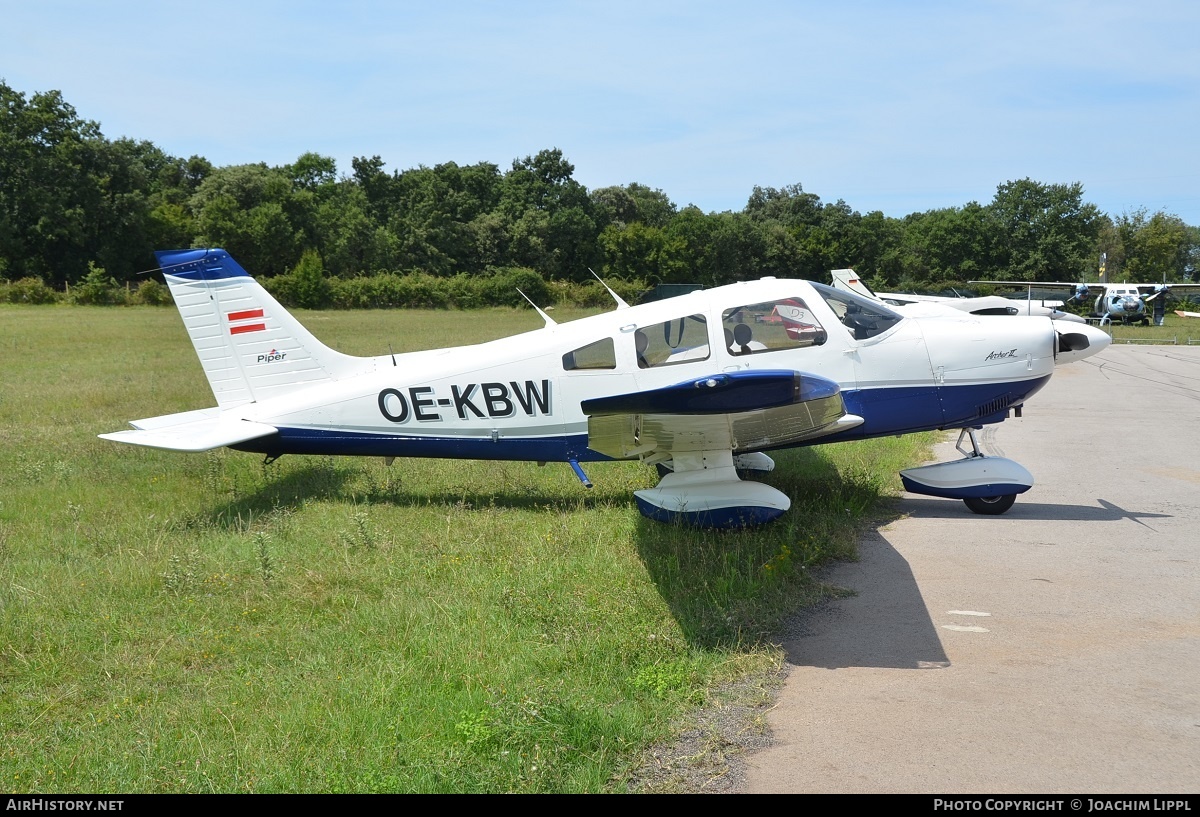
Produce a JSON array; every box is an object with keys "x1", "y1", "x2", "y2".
[{"x1": 101, "y1": 249, "x2": 1111, "y2": 528}]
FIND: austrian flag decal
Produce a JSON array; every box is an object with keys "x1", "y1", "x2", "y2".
[{"x1": 227, "y1": 308, "x2": 266, "y2": 335}]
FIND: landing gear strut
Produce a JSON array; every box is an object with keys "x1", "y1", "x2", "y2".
[{"x1": 956, "y1": 428, "x2": 1018, "y2": 515}]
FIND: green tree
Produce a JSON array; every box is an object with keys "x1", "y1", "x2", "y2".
[
  {"x1": 988, "y1": 179, "x2": 1102, "y2": 281},
  {"x1": 0, "y1": 82, "x2": 101, "y2": 284},
  {"x1": 0, "y1": 82, "x2": 199, "y2": 285},
  {"x1": 190, "y1": 163, "x2": 302, "y2": 275},
  {"x1": 744, "y1": 184, "x2": 860, "y2": 281},
  {"x1": 498, "y1": 149, "x2": 599, "y2": 279},
  {"x1": 285, "y1": 248, "x2": 332, "y2": 308},
  {"x1": 592, "y1": 183, "x2": 677, "y2": 231},
  {"x1": 351, "y1": 155, "x2": 395, "y2": 224},
  {"x1": 663, "y1": 206, "x2": 713, "y2": 284},
  {"x1": 663, "y1": 209, "x2": 766, "y2": 286},
  {"x1": 853, "y1": 210, "x2": 906, "y2": 286},
  {"x1": 1186, "y1": 225, "x2": 1200, "y2": 282},
  {"x1": 143, "y1": 152, "x2": 210, "y2": 251},
  {"x1": 590, "y1": 185, "x2": 639, "y2": 230},
  {"x1": 72, "y1": 261, "x2": 121, "y2": 305},
  {"x1": 744, "y1": 183, "x2": 823, "y2": 228},
  {"x1": 899, "y1": 202, "x2": 1000, "y2": 284},
  {"x1": 597, "y1": 221, "x2": 686, "y2": 285},
  {"x1": 287, "y1": 152, "x2": 337, "y2": 190},
  {"x1": 1113, "y1": 208, "x2": 1192, "y2": 282},
  {"x1": 389, "y1": 161, "x2": 502, "y2": 275},
  {"x1": 625, "y1": 183, "x2": 677, "y2": 229},
  {"x1": 312, "y1": 182, "x2": 387, "y2": 276}
]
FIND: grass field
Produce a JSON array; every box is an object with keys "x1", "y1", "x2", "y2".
[
  {"x1": 1100, "y1": 315, "x2": 1200, "y2": 345},
  {"x1": 1, "y1": 303, "x2": 933, "y2": 793}
]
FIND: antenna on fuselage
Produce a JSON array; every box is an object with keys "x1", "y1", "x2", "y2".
[
  {"x1": 588, "y1": 268, "x2": 630, "y2": 309},
  {"x1": 517, "y1": 289, "x2": 557, "y2": 327}
]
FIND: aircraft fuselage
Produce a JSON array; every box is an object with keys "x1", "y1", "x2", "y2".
[{"x1": 226, "y1": 278, "x2": 1073, "y2": 463}]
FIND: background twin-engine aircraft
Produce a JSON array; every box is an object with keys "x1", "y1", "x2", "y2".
[
  {"x1": 101, "y1": 249, "x2": 1111, "y2": 528},
  {"x1": 969, "y1": 279, "x2": 1200, "y2": 326}
]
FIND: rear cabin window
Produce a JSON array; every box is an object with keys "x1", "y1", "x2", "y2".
[
  {"x1": 634, "y1": 314, "x2": 710, "y2": 368},
  {"x1": 721, "y1": 298, "x2": 828, "y2": 355},
  {"x1": 562, "y1": 337, "x2": 616, "y2": 370}
]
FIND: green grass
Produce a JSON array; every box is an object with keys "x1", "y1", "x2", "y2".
[
  {"x1": 0, "y1": 304, "x2": 931, "y2": 793},
  {"x1": 1100, "y1": 313, "x2": 1200, "y2": 345}
]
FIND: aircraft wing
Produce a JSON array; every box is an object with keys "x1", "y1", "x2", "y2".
[
  {"x1": 1139, "y1": 282, "x2": 1200, "y2": 299},
  {"x1": 972, "y1": 279, "x2": 1200, "y2": 301},
  {"x1": 99, "y1": 407, "x2": 279, "y2": 452},
  {"x1": 968, "y1": 280, "x2": 1083, "y2": 288},
  {"x1": 581, "y1": 369, "x2": 864, "y2": 460}
]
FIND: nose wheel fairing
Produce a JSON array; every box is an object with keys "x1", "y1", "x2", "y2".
[
  {"x1": 899, "y1": 456, "x2": 1033, "y2": 500},
  {"x1": 899, "y1": 427, "x2": 1033, "y2": 513}
]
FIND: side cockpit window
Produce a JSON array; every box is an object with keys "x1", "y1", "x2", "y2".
[
  {"x1": 562, "y1": 337, "x2": 616, "y2": 371},
  {"x1": 810, "y1": 282, "x2": 903, "y2": 340},
  {"x1": 721, "y1": 298, "x2": 828, "y2": 355},
  {"x1": 634, "y1": 314, "x2": 709, "y2": 368}
]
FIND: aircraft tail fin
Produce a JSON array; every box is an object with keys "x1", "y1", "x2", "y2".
[
  {"x1": 156, "y1": 248, "x2": 372, "y2": 409},
  {"x1": 830, "y1": 268, "x2": 882, "y2": 301}
]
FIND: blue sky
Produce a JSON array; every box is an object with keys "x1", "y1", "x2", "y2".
[{"x1": 5, "y1": 0, "x2": 1199, "y2": 225}]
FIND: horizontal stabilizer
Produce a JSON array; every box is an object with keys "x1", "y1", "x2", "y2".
[{"x1": 99, "y1": 412, "x2": 278, "y2": 453}]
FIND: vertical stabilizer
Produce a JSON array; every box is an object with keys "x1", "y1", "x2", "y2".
[
  {"x1": 156, "y1": 249, "x2": 372, "y2": 409},
  {"x1": 830, "y1": 268, "x2": 882, "y2": 301}
]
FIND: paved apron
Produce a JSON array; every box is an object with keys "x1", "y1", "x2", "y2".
[{"x1": 741, "y1": 345, "x2": 1200, "y2": 794}]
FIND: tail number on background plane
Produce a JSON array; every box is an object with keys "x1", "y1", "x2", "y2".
[{"x1": 378, "y1": 380, "x2": 552, "y2": 424}]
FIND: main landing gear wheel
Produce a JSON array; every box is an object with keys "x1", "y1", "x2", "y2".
[{"x1": 963, "y1": 494, "x2": 1017, "y2": 515}]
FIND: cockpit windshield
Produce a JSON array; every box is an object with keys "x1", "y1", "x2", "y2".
[{"x1": 810, "y1": 282, "x2": 904, "y2": 340}]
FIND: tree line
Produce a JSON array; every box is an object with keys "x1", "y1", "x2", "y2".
[{"x1": 3, "y1": 80, "x2": 1197, "y2": 305}]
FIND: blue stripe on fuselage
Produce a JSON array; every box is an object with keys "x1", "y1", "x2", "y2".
[
  {"x1": 830, "y1": 375, "x2": 1051, "y2": 442},
  {"x1": 233, "y1": 428, "x2": 597, "y2": 462},
  {"x1": 231, "y1": 376, "x2": 1052, "y2": 460}
]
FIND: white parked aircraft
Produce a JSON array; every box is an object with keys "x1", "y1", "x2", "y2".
[
  {"x1": 969, "y1": 280, "x2": 1200, "y2": 326},
  {"x1": 101, "y1": 249, "x2": 1111, "y2": 528},
  {"x1": 831, "y1": 269, "x2": 1084, "y2": 322}
]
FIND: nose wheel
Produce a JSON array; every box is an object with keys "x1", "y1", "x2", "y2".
[
  {"x1": 957, "y1": 428, "x2": 1018, "y2": 515},
  {"x1": 963, "y1": 493, "x2": 1017, "y2": 515}
]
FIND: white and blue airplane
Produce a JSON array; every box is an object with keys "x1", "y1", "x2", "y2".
[
  {"x1": 101, "y1": 248, "x2": 1111, "y2": 528},
  {"x1": 830, "y1": 269, "x2": 1085, "y2": 322}
]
